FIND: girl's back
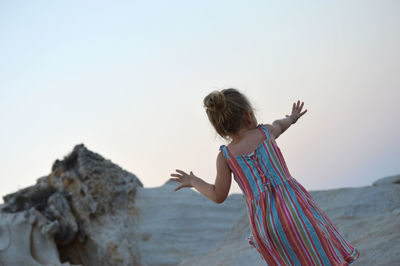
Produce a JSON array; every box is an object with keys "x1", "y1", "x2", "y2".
[{"x1": 220, "y1": 123, "x2": 294, "y2": 201}]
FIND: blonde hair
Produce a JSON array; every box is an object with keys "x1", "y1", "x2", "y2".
[{"x1": 203, "y1": 88, "x2": 255, "y2": 141}]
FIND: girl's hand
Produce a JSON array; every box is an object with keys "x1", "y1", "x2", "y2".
[
  {"x1": 286, "y1": 100, "x2": 307, "y2": 124},
  {"x1": 169, "y1": 169, "x2": 196, "y2": 192}
]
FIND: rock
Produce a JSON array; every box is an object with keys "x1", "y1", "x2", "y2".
[
  {"x1": 0, "y1": 144, "x2": 399, "y2": 265},
  {"x1": 0, "y1": 208, "x2": 61, "y2": 266},
  {"x1": 0, "y1": 144, "x2": 142, "y2": 266},
  {"x1": 372, "y1": 174, "x2": 400, "y2": 186}
]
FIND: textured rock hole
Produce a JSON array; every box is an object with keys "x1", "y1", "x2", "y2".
[
  {"x1": 57, "y1": 239, "x2": 84, "y2": 265},
  {"x1": 141, "y1": 233, "x2": 151, "y2": 242}
]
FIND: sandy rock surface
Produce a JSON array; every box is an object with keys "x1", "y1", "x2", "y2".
[{"x1": 0, "y1": 144, "x2": 398, "y2": 265}]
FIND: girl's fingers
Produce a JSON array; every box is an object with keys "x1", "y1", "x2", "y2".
[
  {"x1": 294, "y1": 101, "x2": 305, "y2": 112},
  {"x1": 175, "y1": 169, "x2": 187, "y2": 176},
  {"x1": 300, "y1": 109, "x2": 307, "y2": 116}
]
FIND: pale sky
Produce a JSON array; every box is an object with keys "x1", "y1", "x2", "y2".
[{"x1": 1, "y1": 1, "x2": 399, "y2": 204}]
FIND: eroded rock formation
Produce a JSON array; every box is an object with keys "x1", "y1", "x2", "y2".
[{"x1": 0, "y1": 144, "x2": 143, "y2": 266}]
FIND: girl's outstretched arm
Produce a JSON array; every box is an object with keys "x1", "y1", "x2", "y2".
[
  {"x1": 268, "y1": 100, "x2": 307, "y2": 139},
  {"x1": 169, "y1": 151, "x2": 231, "y2": 204}
]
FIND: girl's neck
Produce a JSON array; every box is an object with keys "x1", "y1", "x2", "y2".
[{"x1": 230, "y1": 122, "x2": 258, "y2": 144}]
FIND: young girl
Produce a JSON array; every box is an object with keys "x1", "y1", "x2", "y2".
[{"x1": 169, "y1": 88, "x2": 360, "y2": 265}]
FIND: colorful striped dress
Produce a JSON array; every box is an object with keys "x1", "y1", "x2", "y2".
[{"x1": 219, "y1": 124, "x2": 360, "y2": 265}]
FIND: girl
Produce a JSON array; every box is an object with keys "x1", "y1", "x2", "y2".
[{"x1": 169, "y1": 88, "x2": 360, "y2": 265}]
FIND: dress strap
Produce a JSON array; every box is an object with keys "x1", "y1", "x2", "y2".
[
  {"x1": 219, "y1": 145, "x2": 231, "y2": 160},
  {"x1": 257, "y1": 123, "x2": 271, "y2": 140}
]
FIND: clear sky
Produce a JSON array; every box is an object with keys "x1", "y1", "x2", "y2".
[{"x1": 1, "y1": 1, "x2": 399, "y2": 203}]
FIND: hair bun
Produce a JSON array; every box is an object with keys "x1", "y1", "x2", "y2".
[{"x1": 204, "y1": 90, "x2": 226, "y2": 114}]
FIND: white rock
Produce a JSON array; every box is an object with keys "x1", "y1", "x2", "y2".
[
  {"x1": 0, "y1": 144, "x2": 399, "y2": 265},
  {"x1": 372, "y1": 174, "x2": 400, "y2": 186}
]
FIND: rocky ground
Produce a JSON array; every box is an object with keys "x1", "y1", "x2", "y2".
[{"x1": 0, "y1": 144, "x2": 398, "y2": 266}]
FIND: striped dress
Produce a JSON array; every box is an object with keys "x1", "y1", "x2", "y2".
[{"x1": 219, "y1": 124, "x2": 360, "y2": 265}]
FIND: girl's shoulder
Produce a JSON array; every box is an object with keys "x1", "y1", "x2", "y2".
[{"x1": 260, "y1": 123, "x2": 278, "y2": 141}]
